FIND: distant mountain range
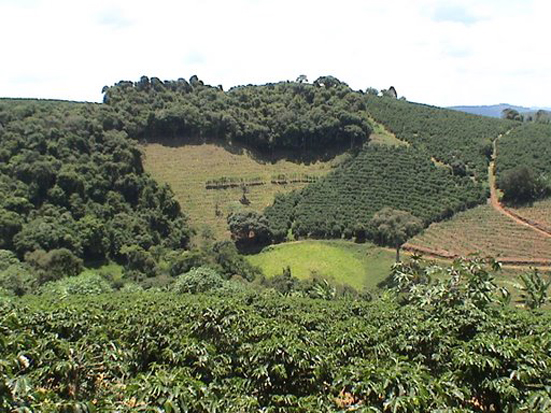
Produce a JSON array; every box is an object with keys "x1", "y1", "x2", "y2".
[{"x1": 449, "y1": 104, "x2": 551, "y2": 118}]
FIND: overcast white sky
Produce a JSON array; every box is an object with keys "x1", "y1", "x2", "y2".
[{"x1": 0, "y1": 0, "x2": 549, "y2": 107}]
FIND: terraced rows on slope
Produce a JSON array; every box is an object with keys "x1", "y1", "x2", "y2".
[
  {"x1": 406, "y1": 204, "x2": 551, "y2": 264},
  {"x1": 509, "y1": 199, "x2": 551, "y2": 233},
  {"x1": 142, "y1": 142, "x2": 342, "y2": 240},
  {"x1": 265, "y1": 145, "x2": 486, "y2": 241},
  {"x1": 365, "y1": 95, "x2": 513, "y2": 180}
]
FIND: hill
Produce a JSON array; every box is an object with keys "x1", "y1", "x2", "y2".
[
  {"x1": 365, "y1": 96, "x2": 513, "y2": 180},
  {"x1": 449, "y1": 103, "x2": 531, "y2": 118},
  {"x1": 3, "y1": 76, "x2": 551, "y2": 297},
  {"x1": 142, "y1": 141, "x2": 343, "y2": 240},
  {"x1": 405, "y1": 204, "x2": 551, "y2": 265},
  {"x1": 265, "y1": 145, "x2": 486, "y2": 242},
  {"x1": 495, "y1": 123, "x2": 551, "y2": 193},
  {"x1": 0, "y1": 99, "x2": 191, "y2": 295},
  {"x1": 102, "y1": 76, "x2": 372, "y2": 155}
]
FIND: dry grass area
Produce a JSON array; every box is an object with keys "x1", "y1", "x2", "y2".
[
  {"x1": 509, "y1": 199, "x2": 551, "y2": 232},
  {"x1": 367, "y1": 119, "x2": 408, "y2": 147},
  {"x1": 142, "y1": 142, "x2": 343, "y2": 240},
  {"x1": 406, "y1": 204, "x2": 551, "y2": 262}
]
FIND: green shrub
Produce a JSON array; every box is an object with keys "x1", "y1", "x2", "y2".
[
  {"x1": 172, "y1": 266, "x2": 226, "y2": 294},
  {"x1": 40, "y1": 273, "x2": 113, "y2": 296}
]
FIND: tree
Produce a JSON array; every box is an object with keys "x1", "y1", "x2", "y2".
[
  {"x1": 381, "y1": 86, "x2": 398, "y2": 98},
  {"x1": 227, "y1": 211, "x2": 272, "y2": 249},
  {"x1": 370, "y1": 208, "x2": 423, "y2": 262},
  {"x1": 365, "y1": 87, "x2": 379, "y2": 96},
  {"x1": 502, "y1": 108, "x2": 522, "y2": 121},
  {"x1": 498, "y1": 165, "x2": 544, "y2": 204},
  {"x1": 25, "y1": 248, "x2": 83, "y2": 284}
]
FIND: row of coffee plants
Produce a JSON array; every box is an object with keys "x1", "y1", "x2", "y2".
[
  {"x1": 365, "y1": 95, "x2": 514, "y2": 179},
  {"x1": 265, "y1": 145, "x2": 486, "y2": 241},
  {"x1": 2, "y1": 257, "x2": 550, "y2": 411}
]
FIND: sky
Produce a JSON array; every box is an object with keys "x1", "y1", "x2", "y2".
[{"x1": 0, "y1": 0, "x2": 549, "y2": 107}]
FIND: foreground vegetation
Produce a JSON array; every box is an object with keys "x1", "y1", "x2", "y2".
[{"x1": 2, "y1": 257, "x2": 551, "y2": 412}]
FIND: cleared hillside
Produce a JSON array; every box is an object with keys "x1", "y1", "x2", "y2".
[
  {"x1": 142, "y1": 142, "x2": 343, "y2": 239},
  {"x1": 247, "y1": 240, "x2": 396, "y2": 290},
  {"x1": 509, "y1": 199, "x2": 551, "y2": 233},
  {"x1": 406, "y1": 204, "x2": 551, "y2": 264}
]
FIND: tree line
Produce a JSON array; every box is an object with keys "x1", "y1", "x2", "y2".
[{"x1": 102, "y1": 75, "x2": 373, "y2": 153}]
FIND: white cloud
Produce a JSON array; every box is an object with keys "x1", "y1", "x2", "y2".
[{"x1": 0, "y1": 0, "x2": 549, "y2": 107}]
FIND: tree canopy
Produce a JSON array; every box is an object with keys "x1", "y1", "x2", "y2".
[{"x1": 370, "y1": 207, "x2": 423, "y2": 261}]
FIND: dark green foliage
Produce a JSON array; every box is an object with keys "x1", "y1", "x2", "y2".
[
  {"x1": 172, "y1": 266, "x2": 226, "y2": 294},
  {"x1": 102, "y1": 76, "x2": 372, "y2": 153},
  {"x1": 370, "y1": 208, "x2": 423, "y2": 261},
  {"x1": 498, "y1": 165, "x2": 546, "y2": 204},
  {"x1": 2, "y1": 258, "x2": 551, "y2": 411},
  {"x1": 266, "y1": 146, "x2": 486, "y2": 240},
  {"x1": 496, "y1": 123, "x2": 551, "y2": 200},
  {"x1": 39, "y1": 273, "x2": 113, "y2": 296},
  {"x1": 502, "y1": 107, "x2": 522, "y2": 121},
  {"x1": 0, "y1": 99, "x2": 191, "y2": 276},
  {"x1": 24, "y1": 248, "x2": 83, "y2": 284},
  {"x1": 210, "y1": 241, "x2": 261, "y2": 282},
  {"x1": 227, "y1": 210, "x2": 272, "y2": 248},
  {"x1": 365, "y1": 95, "x2": 513, "y2": 179},
  {"x1": 0, "y1": 250, "x2": 34, "y2": 296},
  {"x1": 166, "y1": 242, "x2": 261, "y2": 282},
  {"x1": 264, "y1": 191, "x2": 302, "y2": 242}
]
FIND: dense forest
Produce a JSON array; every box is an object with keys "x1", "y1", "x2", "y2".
[
  {"x1": 0, "y1": 99, "x2": 193, "y2": 294},
  {"x1": 102, "y1": 75, "x2": 372, "y2": 153}
]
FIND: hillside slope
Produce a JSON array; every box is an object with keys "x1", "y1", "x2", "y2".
[
  {"x1": 366, "y1": 96, "x2": 513, "y2": 180},
  {"x1": 265, "y1": 145, "x2": 486, "y2": 241},
  {"x1": 142, "y1": 142, "x2": 343, "y2": 239}
]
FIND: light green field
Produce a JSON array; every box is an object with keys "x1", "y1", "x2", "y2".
[
  {"x1": 367, "y1": 118, "x2": 408, "y2": 147},
  {"x1": 247, "y1": 240, "x2": 396, "y2": 290}
]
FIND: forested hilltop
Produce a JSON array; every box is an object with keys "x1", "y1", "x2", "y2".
[{"x1": 102, "y1": 75, "x2": 372, "y2": 154}]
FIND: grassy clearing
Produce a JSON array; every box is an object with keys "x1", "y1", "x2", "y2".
[
  {"x1": 406, "y1": 204, "x2": 551, "y2": 261},
  {"x1": 247, "y1": 240, "x2": 396, "y2": 290},
  {"x1": 367, "y1": 119, "x2": 408, "y2": 147},
  {"x1": 510, "y1": 198, "x2": 551, "y2": 232},
  {"x1": 142, "y1": 142, "x2": 344, "y2": 240}
]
